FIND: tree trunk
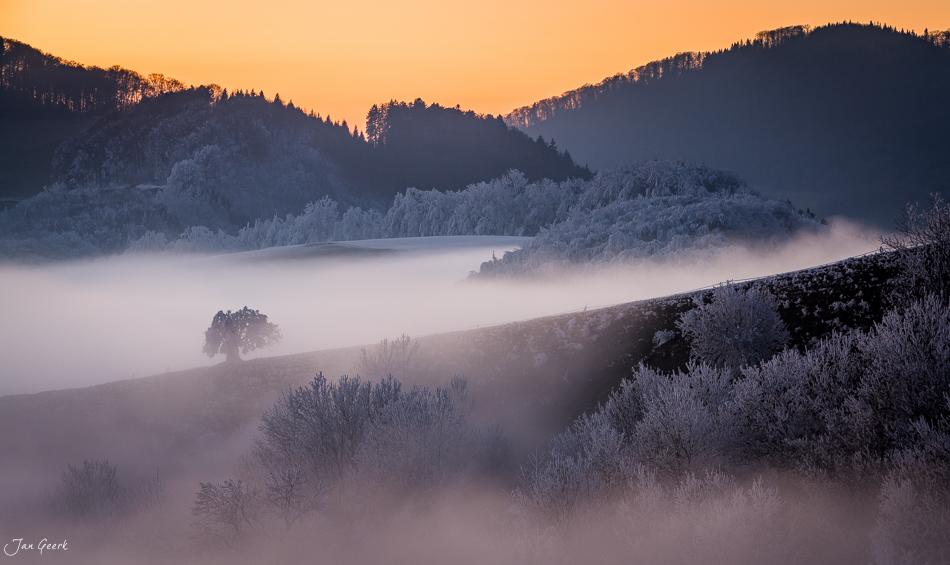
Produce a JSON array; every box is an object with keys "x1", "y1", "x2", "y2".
[{"x1": 225, "y1": 343, "x2": 241, "y2": 363}]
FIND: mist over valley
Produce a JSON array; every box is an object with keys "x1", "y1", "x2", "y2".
[{"x1": 1, "y1": 21, "x2": 949, "y2": 565}]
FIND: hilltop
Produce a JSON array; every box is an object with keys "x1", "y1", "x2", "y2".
[{"x1": 507, "y1": 23, "x2": 950, "y2": 228}]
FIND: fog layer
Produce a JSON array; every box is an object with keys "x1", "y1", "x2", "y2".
[{"x1": 0, "y1": 225, "x2": 878, "y2": 396}]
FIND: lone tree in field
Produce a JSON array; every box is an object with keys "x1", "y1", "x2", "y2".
[{"x1": 203, "y1": 307, "x2": 281, "y2": 362}]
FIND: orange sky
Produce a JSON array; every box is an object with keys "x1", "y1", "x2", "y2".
[{"x1": 2, "y1": 0, "x2": 948, "y2": 128}]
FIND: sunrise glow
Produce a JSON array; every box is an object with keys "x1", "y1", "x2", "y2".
[{"x1": 1, "y1": 0, "x2": 948, "y2": 126}]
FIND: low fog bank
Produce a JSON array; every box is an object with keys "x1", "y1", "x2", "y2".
[
  {"x1": 0, "y1": 224, "x2": 879, "y2": 396},
  {"x1": 0, "y1": 459, "x2": 910, "y2": 565}
]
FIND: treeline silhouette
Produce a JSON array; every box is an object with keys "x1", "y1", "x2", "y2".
[
  {"x1": 2, "y1": 35, "x2": 589, "y2": 206},
  {"x1": 507, "y1": 23, "x2": 950, "y2": 228},
  {"x1": 0, "y1": 37, "x2": 185, "y2": 118},
  {"x1": 51, "y1": 90, "x2": 589, "y2": 209}
]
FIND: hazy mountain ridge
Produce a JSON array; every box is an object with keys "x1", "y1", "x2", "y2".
[{"x1": 506, "y1": 23, "x2": 950, "y2": 228}]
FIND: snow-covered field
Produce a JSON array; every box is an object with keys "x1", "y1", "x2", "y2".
[{"x1": 0, "y1": 227, "x2": 879, "y2": 396}]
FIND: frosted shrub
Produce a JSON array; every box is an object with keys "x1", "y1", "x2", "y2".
[
  {"x1": 263, "y1": 468, "x2": 328, "y2": 530},
  {"x1": 52, "y1": 459, "x2": 130, "y2": 521},
  {"x1": 858, "y1": 295, "x2": 950, "y2": 453},
  {"x1": 356, "y1": 334, "x2": 420, "y2": 381},
  {"x1": 192, "y1": 479, "x2": 261, "y2": 547},
  {"x1": 677, "y1": 284, "x2": 790, "y2": 369},
  {"x1": 253, "y1": 373, "x2": 396, "y2": 482},
  {"x1": 632, "y1": 363, "x2": 735, "y2": 476},
  {"x1": 512, "y1": 406, "x2": 640, "y2": 531},
  {"x1": 731, "y1": 333, "x2": 864, "y2": 469},
  {"x1": 354, "y1": 376, "x2": 475, "y2": 495},
  {"x1": 240, "y1": 373, "x2": 500, "y2": 522},
  {"x1": 513, "y1": 363, "x2": 736, "y2": 528},
  {"x1": 600, "y1": 377, "x2": 645, "y2": 440},
  {"x1": 732, "y1": 295, "x2": 950, "y2": 476}
]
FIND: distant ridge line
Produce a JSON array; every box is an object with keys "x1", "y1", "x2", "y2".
[{"x1": 503, "y1": 22, "x2": 950, "y2": 130}]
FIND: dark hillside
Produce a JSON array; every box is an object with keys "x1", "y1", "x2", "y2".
[
  {"x1": 50, "y1": 87, "x2": 368, "y2": 226},
  {"x1": 0, "y1": 37, "x2": 185, "y2": 199},
  {"x1": 0, "y1": 117, "x2": 92, "y2": 204},
  {"x1": 365, "y1": 98, "x2": 591, "y2": 193},
  {"x1": 2, "y1": 38, "x2": 588, "y2": 207},
  {"x1": 508, "y1": 23, "x2": 950, "y2": 228}
]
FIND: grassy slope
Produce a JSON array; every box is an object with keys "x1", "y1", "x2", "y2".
[{"x1": 0, "y1": 251, "x2": 900, "y2": 495}]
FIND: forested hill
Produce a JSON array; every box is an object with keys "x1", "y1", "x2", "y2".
[
  {"x1": 0, "y1": 37, "x2": 589, "y2": 206},
  {"x1": 365, "y1": 99, "x2": 589, "y2": 194},
  {"x1": 0, "y1": 37, "x2": 187, "y2": 119},
  {"x1": 0, "y1": 37, "x2": 187, "y2": 201},
  {"x1": 506, "y1": 23, "x2": 950, "y2": 228}
]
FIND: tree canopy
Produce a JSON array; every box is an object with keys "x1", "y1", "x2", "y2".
[{"x1": 203, "y1": 307, "x2": 281, "y2": 362}]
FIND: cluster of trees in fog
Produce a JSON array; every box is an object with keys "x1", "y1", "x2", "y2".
[
  {"x1": 0, "y1": 75, "x2": 598, "y2": 260},
  {"x1": 132, "y1": 161, "x2": 821, "y2": 271},
  {"x1": 509, "y1": 200, "x2": 950, "y2": 563},
  {"x1": 192, "y1": 372, "x2": 506, "y2": 546},
  {"x1": 0, "y1": 160, "x2": 822, "y2": 269},
  {"x1": 173, "y1": 198, "x2": 946, "y2": 561},
  {"x1": 474, "y1": 163, "x2": 821, "y2": 276},
  {"x1": 13, "y1": 198, "x2": 950, "y2": 563}
]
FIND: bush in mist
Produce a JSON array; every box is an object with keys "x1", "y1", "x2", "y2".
[
  {"x1": 52, "y1": 459, "x2": 130, "y2": 521},
  {"x1": 355, "y1": 333, "x2": 420, "y2": 381},
  {"x1": 192, "y1": 479, "x2": 262, "y2": 547},
  {"x1": 40, "y1": 460, "x2": 166, "y2": 533},
  {"x1": 194, "y1": 373, "x2": 507, "y2": 541},
  {"x1": 253, "y1": 373, "x2": 493, "y2": 494},
  {"x1": 677, "y1": 283, "x2": 789, "y2": 369},
  {"x1": 872, "y1": 418, "x2": 950, "y2": 565},
  {"x1": 882, "y1": 193, "x2": 950, "y2": 300},
  {"x1": 513, "y1": 362, "x2": 736, "y2": 530}
]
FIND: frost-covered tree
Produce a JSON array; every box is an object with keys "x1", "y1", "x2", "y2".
[
  {"x1": 192, "y1": 479, "x2": 261, "y2": 547},
  {"x1": 356, "y1": 334, "x2": 420, "y2": 380},
  {"x1": 677, "y1": 284, "x2": 790, "y2": 369},
  {"x1": 246, "y1": 372, "x2": 503, "y2": 520},
  {"x1": 202, "y1": 307, "x2": 281, "y2": 362},
  {"x1": 732, "y1": 294, "x2": 950, "y2": 475},
  {"x1": 882, "y1": 193, "x2": 950, "y2": 300}
]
